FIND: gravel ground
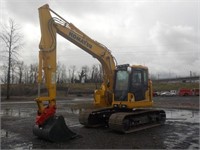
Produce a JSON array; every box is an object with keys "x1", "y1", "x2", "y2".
[{"x1": 1, "y1": 96, "x2": 199, "y2": 149}]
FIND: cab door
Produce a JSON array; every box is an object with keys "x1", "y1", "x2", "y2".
[{"x1": 130, "y1": 68, "x2": 148, "y2": 101}]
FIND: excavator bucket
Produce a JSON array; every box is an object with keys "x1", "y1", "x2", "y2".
[{"x1": 33, "y1": 115, "x2": 77, "y2": 142}]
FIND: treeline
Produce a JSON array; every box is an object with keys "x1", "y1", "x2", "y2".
[{"x1": 0, "y1": 61, "x2": 103, "y2": 84}]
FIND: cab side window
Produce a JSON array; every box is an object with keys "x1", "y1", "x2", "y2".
[
  {"x1": 143, "y1": 70, "x2": 148, "y2": 85},
  {"x1": 132, "y1": 71, "x2": 142, "y2": 85}
]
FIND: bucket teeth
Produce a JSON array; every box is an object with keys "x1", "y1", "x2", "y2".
[{"x1": 33, "y1": 115, "x2": 77, "y2": 142}]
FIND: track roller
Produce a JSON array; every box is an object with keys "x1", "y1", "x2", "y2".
[{"x1": 109, "y1": 109, "x2": 166, "y2": 133}]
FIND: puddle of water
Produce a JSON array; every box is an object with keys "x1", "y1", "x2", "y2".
[
  {"x1": 1, "y1": 101, "x2": 35, "y2": 104},
  {"x1": 72, "y1": 98, "x2": 93, "y2": 102},
  {"x1": 163, "y1": 108, "x2": 199, "y2": 149},
  {"x1": 165, "y1": 109, "x2": 199, "y2": 123},
  {"x1": 163, "y1": 124, "x2": 199, "y2": 149},
  {"x1": 1, "y1": 129, "x2": 18, "y2": 138},
  {"x1": 12, "y1": 142, "x2": 33, "y2": 150},
  {"x1": 1, "y1": 129, "x2": 9, "y2": 138},
  {"x1": 0, "y1": 108, "x2": 32, "y2": 117},
  {"x1": 65, "y1": 107, "x2": 85, "y2": 115},
  {"x1": 57, "y1": 98, "x2": 93, "y2": 104},
  {"x1": 1, "y1": 129, "x2": 33, "y2": 149}
]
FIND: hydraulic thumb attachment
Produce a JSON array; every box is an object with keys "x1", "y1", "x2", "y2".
[{"x1": 33, "y1": 98, "x2": 77, "y2": 142}]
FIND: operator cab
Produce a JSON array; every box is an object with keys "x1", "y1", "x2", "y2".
[{"x1": 114, "y1": 64, "x2": 149, "y2": 102}]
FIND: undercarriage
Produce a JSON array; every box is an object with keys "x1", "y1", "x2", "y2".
[{"x1": 79, "y1": 108, "x2": 166, "y2": 133}]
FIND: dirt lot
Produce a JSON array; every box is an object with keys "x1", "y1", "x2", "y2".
[{"x1": 1, "y1": 96, "x2": 199, "y2": 149}]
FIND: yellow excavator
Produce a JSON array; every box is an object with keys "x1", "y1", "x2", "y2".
[{"x1": 33, "y1": 4, "x2": 166, "y2": 142}]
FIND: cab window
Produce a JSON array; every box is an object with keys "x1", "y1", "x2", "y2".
[{"x1": 132, "y1": 71, "x2": 142, "y2": 85}]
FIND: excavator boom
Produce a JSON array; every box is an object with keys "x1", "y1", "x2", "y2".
[{"x1": 33, "y1": 4, "x2": 116, "y2": 141}]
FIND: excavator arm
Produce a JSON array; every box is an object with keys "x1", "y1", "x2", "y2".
[{"x1": 33, "y1": 4, "x2": 116, "y2": 141}]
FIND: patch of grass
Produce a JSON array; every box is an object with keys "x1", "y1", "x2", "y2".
[
  {"x1": 1, "y1": 82, "x2": 198, "y2": 96},
  {"x1": 153, "y1": 82, "x2": 199, "y2": 91}
]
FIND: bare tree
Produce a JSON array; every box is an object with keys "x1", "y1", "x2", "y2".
[
  {"x1": 78, "y1": 70, "x2": 85, "y2": 83},
  {"x1": 24, "y1": 65, "x2": 29, "y2": 84},
  {"x1": 98, "y1": 64, "x2": 103, "y2": 82},
  {"x1": 0, "y1": 64, "x2": 8, "y2": 84},
  {"x1": 29, "y1": 63, "x2": 38, "y2": 84},
  {"x1": 57, "y1": 62, "x2": 61, "y2": 83},
  {"x1": 16, "y1": 61, "x2": 24, "y2": 84},
  {"x1": 0, "y1": 19, "x2": 23, "y2": 99},
  {"x1": 78, "y1": 65, "x2": 90, "y2": 83},
  {"x1": 10, "y1": 61, "x2": 18, "y2": 84},
  {"x1": 89, "y1": 64, "x2": 103, "y2": 84},
  {"x1": 90, "y1": 64, "x2": 99, "y2": 82},
  {"x1": 69, "y1": 65, "x2": 76, "y2": 83},
  {"x1": 83, "y1": 65, "x2": 89, "y2": 82},
  {"x1": 56, "y1": 62, "x2": 68, "y2": 84},
  {"x1": 60, "y1": 64, "x2": 67, "y2": 83}
]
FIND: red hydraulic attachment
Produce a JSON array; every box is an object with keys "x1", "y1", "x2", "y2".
[{"x1": 36, "y1": 106, "x2": 56, "y2": 125}]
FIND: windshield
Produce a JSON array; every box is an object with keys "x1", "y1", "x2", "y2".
[{"x1": 115, "y1": 70, "x2": 129, "y2": 91}]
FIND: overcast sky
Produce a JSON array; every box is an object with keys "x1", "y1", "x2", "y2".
[{"x1": 0, "y1": 0, "x2": 199, "y2": 78}]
